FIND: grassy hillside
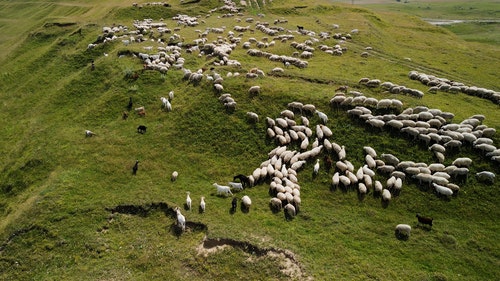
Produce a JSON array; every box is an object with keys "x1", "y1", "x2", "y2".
[{"x1": 0, "y1": 0, "x2": 499, "y2": 280}]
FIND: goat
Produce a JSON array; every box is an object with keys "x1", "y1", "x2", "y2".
[
  {"x1": 213, "y1": 183, "x2": 233, "y2": 197},
  {"x1": 416, "y1": 213, "x2": 433, "y2": 228}
]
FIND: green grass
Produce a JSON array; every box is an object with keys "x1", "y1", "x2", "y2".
[{"x1": 0, "y1": 0, "x2": 499, "y2": 280}]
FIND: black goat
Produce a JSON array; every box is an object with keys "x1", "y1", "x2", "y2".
[
  {"x1": 127, "y1": 97, "x2": 133, "y2": 111},
  {"x1": 416, "y1": 213, "x2": 433, "y2": 227},
  {"x1": 132, "y1": 160, "x2": 139, "y2": 175},
  {"x1": 137, "y1": 125, "x2": 147, "y2": 134}
]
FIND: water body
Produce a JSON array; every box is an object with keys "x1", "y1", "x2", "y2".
[{"x1": 424, "y1": 18, "x2": 500, "y2": 26}]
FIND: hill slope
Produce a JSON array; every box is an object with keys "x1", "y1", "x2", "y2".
[{"x1": 0, "y1": 0, "x2": 499, "y2": 280}]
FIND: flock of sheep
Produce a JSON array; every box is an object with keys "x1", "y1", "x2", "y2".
[{"x1": 84, "y1": 0, "x2": 497, "y2": 234}]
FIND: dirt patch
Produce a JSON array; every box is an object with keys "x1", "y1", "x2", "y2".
[{"x1": 197, "y1": 235, "x2": 311, "y2": 280}]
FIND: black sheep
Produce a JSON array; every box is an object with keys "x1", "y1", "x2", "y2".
[
  {"x1": 127, "y1": 97, "x2": 133, "y2": 111},
  {"x1": 416, "y1": 213, "x2": 433, "y2": 227},
  {"x1": 231, "y1": 197, "x2": 237, "y2": 212},
  {"x1": 132, "y1": 160, "x2": 139, "y2": 175}
]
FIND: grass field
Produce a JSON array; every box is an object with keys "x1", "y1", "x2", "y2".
[{"x1": 0, "y1": 0, "x2": 499, "y2": 280}]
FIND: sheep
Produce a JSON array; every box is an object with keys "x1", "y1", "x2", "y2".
[
  {"x1": 85, "y1": 130, "x2": 96, "y2": 137},
  {"x1": 433, "y1": 183, "x2": 453, "y2": 197},
  {"x1": 137, "y1": 125, "x2": 147, "y2": 134},
  {"x1": 241, "y1": 195, "x2": 252, "y2": 210},
  {"x1": 132, "y1": 160, "x2": 139, "y2": 175},
  {"x1": 175, "y1": 207, "x2": 186, "y2": 231},
  {"x1": 186, "y1": 192, "x2": 192, "y2": 210},
  {"x1": 475, "y1": 171, "x2": 495, "y2": 183},
  {"x1": 416, "y1": 213, "x2": 433, "y2": 228},
  {"x1": 228, "y1": 181, "x2": 244, "y2": 191},
  {"x1": 171, "y1": 171, "x2": 179, "y2": 182},
  {"x1": 248, "y1": 85, "x2": 261, "y2": 96},
  {"x1": 452, "y1": 157, "x2": 472, "y2": 168},
  {"x1": 284, "y1": 203, "x2": 296, "y2": 219},
  {"x1": 315, "y1": 110, "x2": 328, "y2": 124},
  {"x1": 213, "y1": 183, "x2": 233, "y2": 196},
  {"x1": 246, "y1": 112, "x2": 259, "y2": 123},
  {"x1": 160, "y1": 96, "x2": 172, "y2": 111},
  {"x1": 382, "y1": 189, "x2": 392, "y2": 201},
  {"x1": 313, "y1": 159, "x2": 320, "y2": 175},
  {"x1": 395, "y1": 224, "x2": 411, "y2": 240},
  {"x1": 200, "y1": 197, "x2": 206, "y2": 213},
  {"x1": 231, "y1": 197, "x2": 238, "y2": 212}
]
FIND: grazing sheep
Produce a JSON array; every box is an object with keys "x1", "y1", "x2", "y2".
[
  {"x1": 475, "y1": 171, "x2": 495, "y2": 183},
  {"x1": 175, "y1": 207, "x2": 186, "y2": 231},
  {"x1": 171, "y1": 171, "x2": 179, "y2": 182},
  {"x1": 137, "y1": 125, "x2": 147, "y2": 134},
  {"x1": 248, "y1": 85, "x2": 261, "y2": 96},
  {"x1": 85, "y1": 130, "x2": 96, "y2": 137},
  {"x1": 452, "y1": 157, "x2": 472, "y2": 168},
  {"x1": 200, "y1": 196, "x2": 206, "y2": 213},
  {"x1": 132, "y1": 160, "x2": 139, "y2": 175},
  {"x1": 315, "y1": 110, "x2": 328, "y2": 124},
  {"x1": 433, "y1": 183, "x2": 453, "y2": 197},
  {"x1": 186, "y1": 192, "x2": 192, "y2": 210},
  {"x1": 241, "y1": 195, "x2": 252, "y2": 210},
  {"x1": 395, "y1": 224, "x2": 411, "y2": 240},
  {"x1": 382, "y1": 189, "x2": 391, "y2": 202},
  {"x1": 160, "y1": 96, "x2": 172, "y2": 111},
  {"x1": 213, "y1": 183, "x2": 233, "y2": 196},
  {"x1": 246, "y1": 111, "x2": 259, "y2": 123},
  {"x1": 270, "y1": 197, "x2": 282, "y2": 211},
  {"x1": 416, "y1": 213, "x2": 433, "y2": 227}
]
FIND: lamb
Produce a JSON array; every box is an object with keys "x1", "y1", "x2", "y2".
[
  {"x1": 228, "y1": 181, "x2": 244, "y2": 191},
  {"x1": 241, "y1": 195, "x2": 252, "y2": 210},
  {"x1": 200, "y1": 196, "x2": 206, "y2": 213},
  {"x1": 171, "y1": 171, "x2": 179, "y2": 182},
  {"x1": 475, "y1": 171, "x2": 495, "y2": 183},
  {"x1": 213, "y1": 183, "x2": 233, "y2": 196},
  {"x1": 186, "y1": 192, "x2": 192, "y2": 210},
  {"x1": 395, "y1": 224, "x2": 411, "y2": 240},
  {"x1": 175, "y1": 207, "x2": 186, "y2": 231},
  {"x1": 416, "y1": 213, "x2": 433, "y2": 227}
]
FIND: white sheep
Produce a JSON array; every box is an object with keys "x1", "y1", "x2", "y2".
[
  {"x1": 85, "y1": 130, "x2": 96, "y2": 137},
  {"x1": 228, "y1": 182, "x2": 244, "y2": 191},
  {"x1": 315, "y1": 110, "x2": 328, "y2": 124},
  {"x1": 248, "y1": 85, "x2": 261, "y2": 96},
  {"x1": 175, "y1": 207, "x2": 186, "y2": 231},
  {"x1": 313, "y1": 159, "x2": 320, "y2": 175},
  {"x1": 475, "y1": 171, "x2": 495, "y2": 183},
  {"x1": 241, "y1": 195, "x2": 252, "y2": 210},
  {"x1": 213, "y1": 183, "x2": 233, "y2": 196},
  {"x1": 270, "y1": 197, "x2": 282, "y2": 211},
  {"x1": 246, "y1": 111, "x2": 259, "y2": 123},
  {"x1": 186, "y1": 192, "x2": 192, "y2": 210},
  {"x1": 160, "y1": 96, "x2": 171, "y2": 111},
  {"x1": 382, "y1": 189, "x2": 392, "y2": 201},
  {"x1": 200, "y1": 197, "x2": 206, "y2": 213},
  {"x1": 395, "y1": 224, "x2": 411, "y2": 239},
  {"x1": 452, "y1": 157, "x2": 472, "y2": 168},
  {"x1": 433, "y1": 183, "x2": 453, "y2": 197},
  {"x1": 171, "y1": 171, "x2": 179, "y2": 182}
]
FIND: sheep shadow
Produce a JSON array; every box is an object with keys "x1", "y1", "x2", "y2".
[
  {"x1": 357, "y1": 192, "x2": 366, "y2": 202},
  {"x1": 381, "y1": 199, "x2": 390, "y2": 209},
  {"x1": 269, "y1": 204, "x2": 281, "y2": 214},
  {"x1": 395, "y1": 231, "x2": 410, "y2": 241},
  {"x1": 240, "y1": 204, "x2": 250, "y2": 214},
  {"x1": 229, "y1": 206, "x2": 237, "y2": 215},
  {"x1": 415, "y1": 224, "x2": 433, "y2": 232},
  {"x1": 184, "y1": 203, "x2": 191, "y2": 211},
  {"x1": 198, "y1": 205, "x2": 204, "y2": 214},
  {"x1": 169, "y1": 223, "x2": 184, "y2": 238}
]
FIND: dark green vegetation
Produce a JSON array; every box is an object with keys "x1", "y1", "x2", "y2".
[{"x1": 0, "y1": 0, "x2": 499, "y2": 280}]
